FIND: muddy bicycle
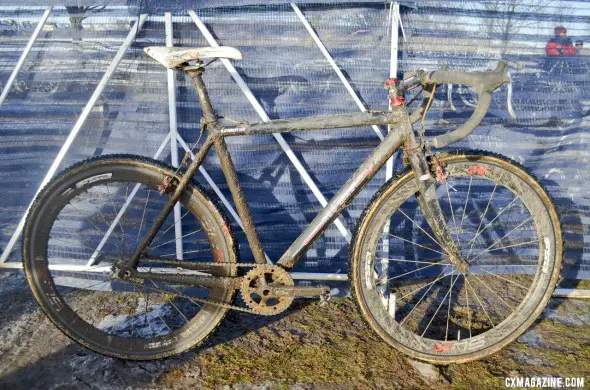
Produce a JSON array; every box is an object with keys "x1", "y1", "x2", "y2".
[{"x1": 22, "y1": 46, "x2": 562, "y2": 364}]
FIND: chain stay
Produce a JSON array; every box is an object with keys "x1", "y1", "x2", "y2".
[
  {"x1": 127, "y1": 277, "x2": 261, "y2": 315},
  {"x1": 133, "y1": 261, "x2": 267, "y2": 314},
  {"x1": 140, "y1": 258, "x2": 261, "y2": 270},
  {"x1": 132, "y1": 262, "x2": 330, "y2": 315}
]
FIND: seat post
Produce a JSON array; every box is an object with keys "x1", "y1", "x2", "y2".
[{"x1": 186, "y1": 67, "x2": 217, "y2": 126}]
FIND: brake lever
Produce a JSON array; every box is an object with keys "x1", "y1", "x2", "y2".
[
  {"x1": 506, "y1": 71, "x2": 517, "y2": 119},
  {"x1": 447, "y1": 84, "x2": 457, "y2": 112}
]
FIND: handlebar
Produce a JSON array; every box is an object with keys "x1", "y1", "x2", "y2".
[{"x1": 399, "y1": 61, "x2": 511, "y2": 147}]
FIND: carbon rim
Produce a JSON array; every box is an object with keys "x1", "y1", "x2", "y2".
[{"x1": 23, "y1": 158, "x2": 236, "y2": 359}]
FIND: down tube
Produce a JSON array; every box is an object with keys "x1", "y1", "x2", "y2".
[{"x1": 277, "y1": 128, "x2": 405, "y2": 269}]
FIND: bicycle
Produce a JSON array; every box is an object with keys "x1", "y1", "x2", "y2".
[{"x1": 21, "y1": 46, "x2": 563, "y2": 364}]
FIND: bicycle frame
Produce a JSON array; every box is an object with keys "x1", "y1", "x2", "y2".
[{"x1": 128, "y1": 67, "x2": 463, "y2": 288}]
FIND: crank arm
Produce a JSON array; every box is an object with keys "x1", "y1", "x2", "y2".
[
  {"x1": 127, "y1": 270, "x2": 243, "y2": 291},
  {"x1": 266, "y1": 285, "x2": 330, "y2": 298}
]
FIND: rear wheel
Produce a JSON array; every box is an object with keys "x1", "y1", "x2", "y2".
[
  {"x1": 22, "y1": 155, "x2": 237, "y2": 360},
  {"x1": 349, "y1": 150, "x2": 562, "y2": 364}
]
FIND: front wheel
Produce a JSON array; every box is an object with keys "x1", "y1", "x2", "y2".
[
  {"x1": 349, "y1": 150, "x2": 562, "y2": 364},
  {"x1": 22, "y1": 155, "x2": 238, "y2": 360}
]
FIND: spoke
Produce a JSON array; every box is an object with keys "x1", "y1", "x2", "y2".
[
  {"x1": 399, "y1": 266, "x2": 451, "y2": 300},
  {"x1": 135, "y1": 188, "x2": 152, "y2": 252},
  {"x1": 155, "y1": 308, "x2": 173, "y2": 333},
  {"x1": 379, "y1": 257, "x2": 443, "y2": 265},
  {"x1": 445, "y1": 272, "x2": 457, "y2": 341},
  {"x1": 121, "y1": 183, "x2": 130, "y2": 233},
  {"x1": 399, "y1": 265, "x2": 451, "y2": 325},
  {"x1": 470, "y1": 273, "x2": 516, "y2": 310},
  {"x1": 149, "y1": 280, "x2": 189, "y2": 324},
  {"x1": 49, "y1": 236, "x2": 120, "y2": 263},
  {"x1": 105, "y1": 183, "x2": 132, "y2": 256},
  {"x1": 61, "y1": 277, "x2": 111, "y2": 292},
  {"x1": 131, "y1": 284, "x2": 137, "y2": 337},
  {"x1": 469, "y1": 217, "x2": 533, "y2": 263},
  {"x1": 151, "y1": 210, "x2": 191, "y2": 246},
  {"x1": 466, "y1": 183, "x2": 497, "y2": 257},
  {"x1": 66, "y1": 201, "x2": 108, "y2": 240},
  {"x1": 62, "y1": 199, "x2": 128, "y2": 261},
  {"x1": 464, "y1": 276, "x2": 495, "y2": 328},
  {"x1": 82, "y1": 280, "x2": 112, "y2": 331},
  {"x1": 471, "y1": 239, "x2": 538, "y2": 260},
  {"x1": 454, "y1": 198, "x2": 515, "y2": 243},
  {"x1": 464, "y1": 274, "x2": 472, "y2": 338},
  {"x1": 143, "y1": 265, "x2": 156, "y2": 338},
  {"x1": 387, "y1": 233, "x2": 446, "y2": 255},
  {"x1": 149, "y1": 229, "x2": 203, "y2": 250},
  {"x1": 445, "y1": 181, "x2": 459, "y2": 244},
  {"x1": 95, "y1": 281, "x2": 113, "y2": 331},
  {"x1": 137, "y1": 282, "x2": 174, "y2": 333},
  {"x1": 159, "y1": 248, "x2": 210, "y2": 258},
  {"x1": 470, "y1": 266, "x2": 530, "y2": 290},
  {"x1": 85, "y1": 278, "x2": 112, "y2": 291},
  {"x1": 467, "y1": 196, "x2": 520, "y2": 246},
  {"x1": 95, "y1": 207, "x2": 116, "y2": 232},
  {"x1": 121, "y1": 183, "x2": 132, "y2": 259},
  {"x1": 92, "y1": 204, "x2": 130, "y2": 257},
  {"x1": 421, "y1": 272, "x2": 458, "y2": 337},
  {"x1": 397, "y1": 208, "x2": 443, "y2": 249},
  {"x1": 104, "y1": 183, "x2": 126, "y2": 236},
  {"x1": 166, "y1": 283, "x2": 203, "y2": 310},
  {"x1": 386, "y1": 260, "x2": 447, "y2": 282},
  {"x1": 458, "y1": 177, "x2": 473, "y2": 236},
  {"x1": 470, "y1": 264, "x2": 536, "y2": 267}
]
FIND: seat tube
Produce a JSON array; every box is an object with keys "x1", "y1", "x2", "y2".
[
  {"x1": 213, "y1": 137, "x2": 267, "y2": 264},
  {"x1": 186, "y1": 67, "x2": 267, "y2": 264}
]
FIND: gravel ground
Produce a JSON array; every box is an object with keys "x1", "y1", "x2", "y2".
[{"x1": 0, "y1": 271, "x2": 588, "y2": 389}]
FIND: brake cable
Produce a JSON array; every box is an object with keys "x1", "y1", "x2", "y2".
[{"x1": 418, "y1": 82, "x2": 448, "y2": 184}]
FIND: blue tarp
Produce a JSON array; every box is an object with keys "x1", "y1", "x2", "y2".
[{"x1": 0, "y1": 1, "x2": 588, "y2": 279}]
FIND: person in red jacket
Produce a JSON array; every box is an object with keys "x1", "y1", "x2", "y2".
[{"x1": 546, "y1": 26, "x2": 577, "y2": 56}]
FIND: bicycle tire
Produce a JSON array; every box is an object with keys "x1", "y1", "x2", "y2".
[
  {"x1": 349, "y1": 150, "x2": 562, "y2": 364},
  {"x1": 22, "y1": 155, "x2": 238, "y2": 360}
]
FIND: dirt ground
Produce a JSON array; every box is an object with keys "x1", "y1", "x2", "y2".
[{"x1": 0, "y1": 271, "x2": 588, "y2": 389}]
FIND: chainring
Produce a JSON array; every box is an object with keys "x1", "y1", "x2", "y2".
[{"x1": 240, "y1": 265, "x2": 294, "y2": 315}]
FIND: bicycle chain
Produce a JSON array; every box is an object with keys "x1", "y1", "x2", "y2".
[{"x1": 140, "y1": 260, "x2": 261, "y2": 269}]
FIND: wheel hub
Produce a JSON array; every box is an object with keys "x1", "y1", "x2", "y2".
[{"x1": 447, "y1": 254, "x2": 469, "y2": 274}]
